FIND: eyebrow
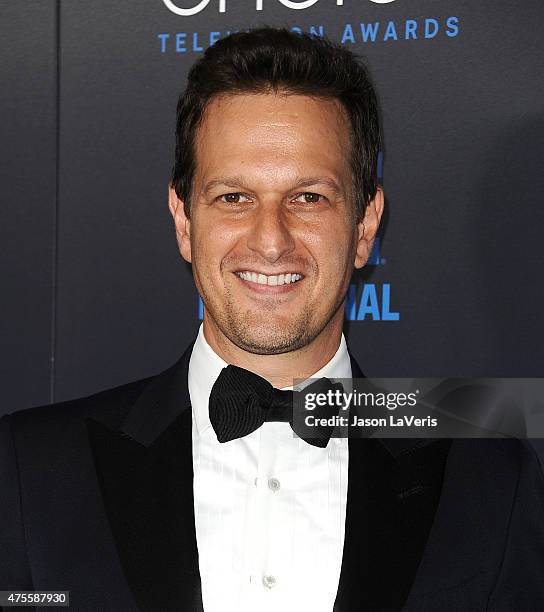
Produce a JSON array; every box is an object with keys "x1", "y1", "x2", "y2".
[{"x1": 202, "y1": 176, "x2": 344, "y2": 197}]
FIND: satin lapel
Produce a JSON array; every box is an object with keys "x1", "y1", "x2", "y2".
[
  {"x1": 86, "y1": 341, "x2": 204, "y2": 612},
  {"x1": 334, "y1": 355, "x2": 452, "y2": 611}
]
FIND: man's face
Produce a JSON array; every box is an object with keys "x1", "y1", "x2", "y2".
[{"x1": 169, "y1": 92, "x2": 382, "y2": 355}]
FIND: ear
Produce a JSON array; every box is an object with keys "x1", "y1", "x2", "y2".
[
  {"x1": 168, "y1": 185, "x2": 192, "y2": 263},
  {"x1": 354, "y1": 186, "x2": 384, "y2": 269}
]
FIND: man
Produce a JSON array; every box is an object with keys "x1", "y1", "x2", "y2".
[{"x1": 1, "y1": 27, "x2": 544, "y2": 612}]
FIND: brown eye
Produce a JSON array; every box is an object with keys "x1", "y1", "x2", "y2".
[
  {"x1": 294, "y1": 192, "x2": 323, "y2": 204},
  {"x1": 219, "y1": 193, "x2": 251, "y2": 204}
]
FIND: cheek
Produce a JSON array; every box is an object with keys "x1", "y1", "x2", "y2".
[
  {"x1": 192, "y1": 220, "x2": 241, "y2": 280},
  {"x1": 305, "y1": 226, "x2": 354, "y2": 286}
]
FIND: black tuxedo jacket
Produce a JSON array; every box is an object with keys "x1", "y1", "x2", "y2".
[{"x1": 2, "y1": 342, "x2": 544, "y2": 611}]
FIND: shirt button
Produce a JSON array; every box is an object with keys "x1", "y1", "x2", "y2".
[
  {"x1": 267, "y1": 477, "x2": 281, "y2": 492},
  {"x1": 262, "y1": 574, "x2": 277, "y2": 589}
]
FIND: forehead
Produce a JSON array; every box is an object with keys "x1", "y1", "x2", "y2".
[{"x1": 193, "y1": 92, "x2": 351, "y2": 184}]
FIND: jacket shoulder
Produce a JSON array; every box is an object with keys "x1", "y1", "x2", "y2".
[
  {"x1": 3, "y1": 373, "x2": 159, "y2": 434},
  {"x1": 451, "y1": 437, "x2": 542, "y2": 469}
]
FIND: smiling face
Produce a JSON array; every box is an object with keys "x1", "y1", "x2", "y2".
[{"x1": 169, "y1": 92, "x2": 383, "y2": 356}]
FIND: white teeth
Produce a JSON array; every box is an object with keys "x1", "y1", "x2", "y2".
[{"x1": 236, "y1": 272, "x2": 303, "y2": 285}]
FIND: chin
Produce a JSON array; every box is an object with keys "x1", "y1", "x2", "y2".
[{"x1": 225, "y1": 316, "x2": 314, "y2": 355}]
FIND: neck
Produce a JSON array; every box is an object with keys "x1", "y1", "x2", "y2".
[{"x1": 202, "y1": 310, "x2": 344, "y2": 388}]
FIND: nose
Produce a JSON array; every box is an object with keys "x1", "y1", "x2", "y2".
[{"x1": 245, "y1": 202, "x2": 296, "y2": 264}]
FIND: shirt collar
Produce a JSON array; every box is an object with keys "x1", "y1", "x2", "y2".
[{"x1": 188, "y1": 323, "x2": 352, "y2": 436}]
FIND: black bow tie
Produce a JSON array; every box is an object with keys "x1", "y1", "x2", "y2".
[{"x1": 208, "y1": 365, "x2": 344, "y2": 448}]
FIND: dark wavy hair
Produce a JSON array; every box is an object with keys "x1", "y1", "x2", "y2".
[{"x1": 171, "y1": 27, "x2": 381, "y2": 222}]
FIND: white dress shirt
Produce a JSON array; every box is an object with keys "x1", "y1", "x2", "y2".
[{"x1": 188, "y1": 324, "x2": 352, "y2": 612}]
